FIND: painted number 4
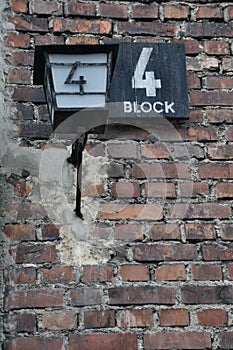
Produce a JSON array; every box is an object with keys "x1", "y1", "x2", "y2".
[{"x1": 132, "y1": 47, "x2": 161, "y2": 97}]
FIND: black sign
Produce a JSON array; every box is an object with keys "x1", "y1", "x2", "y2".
[{"x1": 108, "y1": 43, "x2": 189, "y2": 120}]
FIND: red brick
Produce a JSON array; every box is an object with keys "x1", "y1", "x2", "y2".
[
  {"x1": 160, "y1": 309, "x2": 189, "y2": 327},
  {"x1": 114, "y1": 224, "x2": 143, "y2": 241},
  {"x1": 98, "y1": 203, "x2": 163, "y2": 221},
  {"x1": 187, "y1": 127, "x2": 218, "y2": 141},
  {"x1": 156, "y1": 264, "x2": 186, "y2": 281},
  {"x1": 32, "y1": 0, "x2": 62, "y2": 15},
  {"x1": 134, "y1": 244, "x2": 198, "y2": 262},
  {"x1": 9, "y1": 16, "x2": 49, "y2": 32},
  {"x1": 5, "y1": 267, "x2": 36, "y2": 284},
  {"x1": 189, "y1": 110, "x2": 204, "y2": 123},
  {"x1": 67, "y1": 2, "x2": 96, "y2": 16},
  {"x1": 174, "y1": 39, "x2": 200, "y2": 55},
  {"x1": 216, "y1": 183, "x2": 233, "y2": 198},
  {"x1": 186, "y1": 22, "x2": 233, "y2": 38},
  {"x1": 208, "y1": 145, "x2": 233, "y2": 160},
  {"x1": 164, "y1": 5, "x2": 190, "y2": 19},
  {"x1": 117, "y1": 21, "x2": 176, "y2": 37},
  {"x1": 5, "y1": 337, "x2": 64, "y2": 350},
  {"x1": 54, "y1": 18, "x2": 112, "y2": 34},
  {"x1": 119, "y1": 309, "x2": 154, "y2": 328},
  {"x1": 4, "y1": 313, "x2": 36, "y2": 333},
  {"x1": 187, "y1": 74, "x2": 201, "y2": 89},
  {"x1": 13, "y1": 180, "x2": 31, "y2": 197},
  {"x1": 131, "y1": 163, "x2": 190, "y2": 179},
  {"x1": 35, "y1": 34, "x2": 64, "y2": 46},
  {"x1": 4, "y1": 224, "x2": 35, "y2": 241},
  {"x1": 111, "y1": 182, "x2": 140, "y2": 198},
  {"x1": 206, "y1": 76, "x2": 233, "y2": 89},
  {"x1": 12, "y1": 0, "x2": 27, "y2": 13},
  {"x1": 5, "y1": 289, "x2": 64, "y2": 310},
  {"x1": 180, "y1": 182, "x2": 209, "y2": 198},
  {"x1": 109, "y1": 286, "x2": 175, "y2": 305},
  {"x1": 207, "y1": 109, "x2": 233, "y2": 124},
  {"x1": 145, "y1": 182, "x2": 176, "y2": 198},
  {"x1": 82, "y1": 265, "x2": 114, "y2": 283},
  {"x1": 226, "y1": 126, "x2": 233, "y2": 141},
  {"x1": 182, "y1": 285, "x2": 233, "y2": 304},
  {"x1": 141, "y1": 143, "x2": 171, "y2": 159},
  {"x1": 149, "y1": 224, "x2": 181, "y2": 241},
  {"x1": 42, "y1": 311, "x2": 77, "y2": 330},
  {"x1": 99, "y1": 3, "x2": 128, "y2": 19},
  {"x1": 169, "y1": 203, "x2": 231, "y2": 220},
  {"x1": 218, "y1": 332, "x2": 233, "y2": 349},
  {"x1": 120, "y1": 265, "x2": 150, "y2": 282},
  {"x1": 191, "y1": 264, "x2": 222, "y2": 281},
  {"x1": 84, "y1": 310, "x2": 115, "y2": 328},
  {"x1": 228, "y1": 264, "x2": 233, "y2": 279},
  {"x1": 7, "y1": 68, "x2": 31, "y2": 84},
  {"x1": 70, "y1": 288, "x2": 102, "y2": 306},
  {"x1": 199, "y1": 163, "x2": 233, "y2": 179},
  {"x1": 185, "y1": 223, "x2": 215, "y2": 241},
  {"x1": 228, "y1": 6, "x2": 233, "y2": 19},
  {"x1": 197, "y1": 6, "x2": 222, "y2": 19},
  {"x1": 222, "y1": 57, "x2": 233, "y2": 72},
  {"x1": 202, "y1": 243, "x2": 233, "y2": 261},
  {"x1": 10, "y1": 51, "x2": 34, "y2": 66},
  {"x1": 68, "y1": 36, "x2": 99, "y2": 46},
  {"x1": 144, "y1": 332, "x2": 211, "y2": 350},
  {"x1": 41, "y1": 224, "x2": 60, "y2": 240},
  {"x1": 107, "y1": 163, "x2": 124, "y2": 178},
  {"x1": 42, "y1": 266, "x2": 74, "y2": 283},
  {"x1": 197, "y1": 309, "x2": 227, "y2": 326},
  {"x1": 107, "y1": 142, "x2": 138, "y2": 159},
  {"x1": 222, "y1": 224, "x2": 233, "y2": 241},
  {"x1": 190, "y1": 91, "x2": 233, "y2": 106},
  {"x1": 6, "y1": 33, "x2": 30, "y2": 48},
  {"x1": 69, "y1": 334, "x2": 137, "y2": 350},
  {"x1": 10, "y1": 244, "x2": 56, "y2": 263},
  {"x1": 132, "y1": 5, "x2": 158, "y2": 19}
]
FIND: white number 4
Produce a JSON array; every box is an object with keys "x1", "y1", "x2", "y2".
[{"x1": 132, "y1": 47, "x2": 161, "y2": 97}]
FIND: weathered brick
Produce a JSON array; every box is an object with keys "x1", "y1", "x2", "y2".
[
  {"x1": 191, "y1": 91, "x2": 233, "y2": 106},
  {"x1": 5, "y1": 337, "x2": 64, "y2": 350},
  {"x1": 84, "y1": 310, "x2": 115, "y2": 328},
  {"x1": 107, "y1": 163, "x2": 124, "y2": 178},
  {"x1": 6, "y1": 33, "x2": 30, "y2": 48},
  {"x1": 99, "y1": 3, "x2": 128, "y2": 19},
  {"x1": 117, "y1": 21, "x2": 176, "y2": 36},
  {"x1": 12, "y1": 0, "x2": 27, "y2": 13},
  {"x1": 109, "y1": 286, "x2": 175, "y2": 305},
  {"x1": 7, "y1": 68, "x2": 31, "y2": 84},
  {"x1": 191, "y1": 264, "x2": 222, "y2": 280},
  {"x1": 145, "y1": 182, "x2": 176, "y2": 198},
  {"x1": 132, "y1": 4, "x2": 158, "y2": 19},
  {"x1": 10, "y1": 51, "x2": 34, "y2": 66},
  {"x1": 222, "y1": 57, "x2": 233, "y2": 72},
  {"x1": 149, "y1": 223, "x2": 181, "y2": 241},
  {"x1": 204, "y1": 41, "x2": 229, "y2": 55},
  {"x1": 15, "y1": 103, "x2": 33, "y2": 120},
  {"x1": 13, "y1": 87, "x2": 45, "y2": 102},
  {"x1": 13, "y1": 180, "x2": 31, "y2": 197},
  {"x1": 218, "y1": 332, "x2": 233, "y2": 349},
  {"x1": 155, "y1": 264, "x2": 186, "y2": 281},
  {"x1": 216, "y1": 183, "x2": 233, "y2": 198},
  {"x1": 42, "y1": 311, "x2": 77, "y2": 330},
  {"x1": 70, "y1": 288, "x2": 102, "y2": 306},
  {"x1": 196, "y1": 6, "x2": 222, "y2": 19},
  {"x1": 134, "y1": 244, "x2": 198, "y2": 262},
  {"x1": 174, "y1": 39, "x2": 200, "y2": 55},
  {"x1": 107, "y1": 142, "x2": 138, "y2": 159},
  {"x1": 169, "y1": 203, "x2": 231, "y2": 219},
  {"x1": 41, "y1": 224, "x2": 60, "y2": 240},
  {"x1": 120, "y1": 264, "x2": 150, "y2": 282},
  {"x1": 226, "y1": 126, "x2": 233, "y2": 141},
  {"x1": 68, "y1": 36, "x2": 99, "y2": 45},
  {"x1": 182, "y1": 285, "x2": 233, "y2": 304},
  {"x1": 164, "y1": 5, "x2": 190, "y2": 19},
  {"x1": 4, "y1": 224, "x2": 35, "y2": 241},
  {"x1": 202, "y1": 243, "x2": 233, "y2": 261},
  {"x1": 131, "y1": 163, "x2": 190, "y2": 179},
  {"x1": 228, "y1": 264, "x2": 233, "y2": 279},
  {"x1": 19, "y1": 122, "x2": 51, "y2": 139},
  {"x1": 10, "y1": 244, "x2": 56, "y2": 264},
  {"x1": 185, "y1": 223, "x2": 216, "y2": 241},
  {"x1": 9, "y1": 15, "x2": 49, "y2": 32},
  {"x1": 144, "y1": 332, "x2": 211, "y2": 350},
  {"x1": 98, "y1": 204, "x2": 163, "y2": 221},
  {"x1": 42, "y1": 266, "x2": 74, "y2": 284},
  {"x1": 4, "y1": 313, "x2": 36, "y2": 333},
  {"x1": 141, "y1": 143, "x2": 171, "y2": 159},
  {"x1": 119, "y1": 309, "x2": 154, "y2": 328},
  {"x1": 54, "y1": 18, "x2": 112, "y2": 34},
  {"x1": 111, "y1": 182, "x2": 140, "y2": 198},
  {"x1": 207, "y1": 109, "x2": 233, "y2": 124},
  {"x1": 199, "y1": 163, "x2": 233, "y2": 179},
  {"x1": 180, "y1": 182, "x2": 209, "y2": 198},
  {"x1": 35, "y1": 34, "x2": 65, "y2": 46},
  {"x1": 69, "y1": 334, "x2": 137, "y2": 350},
  {"x1": 66, "y1": 2, "x2": 96, "y2": 16},
  {"x1": 186, "y1": 22, "x2": 233, "y2": 38},
  {"x1": 187, "y1": 74, "x2": 201, "y2": 89},
  {"x1": 32, "y1": 0, "x2": 62, "y2": 15},
  {"x1": 189, "y1": 110, "x2": 204, "y2": 123},
  {"x1": 5, "y1": 267, "x2": 36, "y2": 284},
  {"x1": 5, "y1": 289, "x2": 64, "y2": 309},
  {"x1": 208, "y1": 145, "x2": 233, "y2": 160},
  {"x1": 160, "y1": 309, "x2": 189, "y2": 326},
  {"x1": 222, "y1": 224, "x2": 233, "y2": 241},
  {"x1": 197, "y1": 309, "x2": 227, "y2": 326},
  {"x1": 114, "y1": 224, "x2": 143, "y2": 241},
  {"x1": 228, "y1": 6, "x2": 233, "y2": 19},
  {"x1": 82, "y1": 265, "x2": 114, "y2": 283},
  {"x1": 206, "y1": 76, "x2": 233, "y2": 89}
]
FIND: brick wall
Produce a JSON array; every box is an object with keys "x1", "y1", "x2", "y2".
[{"x1": 1, "y1": 0, "x2": 233, "y2": 349}]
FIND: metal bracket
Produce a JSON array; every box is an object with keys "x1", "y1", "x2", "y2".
[{"x1": 67, "y1": 133, "x2": 88, "y2": 219}]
